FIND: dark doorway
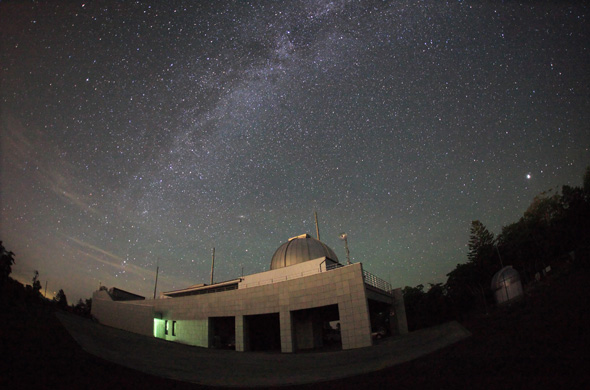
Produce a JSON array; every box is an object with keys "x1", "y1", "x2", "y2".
[
  {"x1": 368, "y1": 299, "x2": 393, "y2": 339},
  {"x1": 210, "y1": 316, "x2": 235, "y2": 349},
  {"x1": 245, "y1": 313, "x2": 281, "y2": 351}
]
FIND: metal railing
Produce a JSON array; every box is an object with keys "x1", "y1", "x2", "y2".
[
  {"x1": 362, "y1": 269, "x2": 392, "y2": 293},
  {"x1": 326, "y1": 262, "x2": 344, "y2": 271},
  {"x1": 327, "y1": 262, "x2": 392, "y2": 295},
  {"x1": 239, "y1": 261, "x2": 392, "y2": 295}
]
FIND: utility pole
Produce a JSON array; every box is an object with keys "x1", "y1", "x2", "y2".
[{"x1": 495, "y1": 245, "x2": 504, "y2": 268}]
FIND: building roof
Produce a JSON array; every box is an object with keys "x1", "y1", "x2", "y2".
[
  {"x1": 270, "y1": 234, "x2": 339, "y2": 270},
  {"x1": 162, "y1": 279, "x2": 241, "y2": 298},
  {"x1": 108, "y1": 287, "x2": 145, "y2": 301}
]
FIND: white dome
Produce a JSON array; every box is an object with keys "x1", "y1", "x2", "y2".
[{"x1": 270, "y1": 234, "x2": 339, "y2": 270}]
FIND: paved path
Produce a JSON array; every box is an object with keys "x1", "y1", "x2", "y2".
[{"x1": 57, "y1": 312, "x2": 470, "y2": 387}]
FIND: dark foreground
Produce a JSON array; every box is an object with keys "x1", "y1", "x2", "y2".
[
  {"x1": 57, "y1": 312, "x2": 470, "y2": 387},
  {"x1": 2, "y1": 266, "x2": 589, "y2": 389}
]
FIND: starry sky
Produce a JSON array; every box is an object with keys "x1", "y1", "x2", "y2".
[{"x1": 1, "y1": 1, "x2": 589, "y2": 303}]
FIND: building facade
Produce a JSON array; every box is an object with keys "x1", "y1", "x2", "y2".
[{"x1": 92, "y1": 234, "x2": 408, "y2": 353}]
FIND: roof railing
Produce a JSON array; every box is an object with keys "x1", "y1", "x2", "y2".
[
  {"x1": 326, "y1": 262, "x2": 344, "y2": 271},
  {"x1": 362, "y1": 269, "x2": 392, "y2": 294}
]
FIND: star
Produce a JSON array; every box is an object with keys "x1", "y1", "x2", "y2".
[{"x1": 1, "y1": 1, "x2": 588, "y2": 302}]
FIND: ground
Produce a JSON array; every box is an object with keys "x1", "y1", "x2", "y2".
[{"x1": 1, "y1": 265, "x2": 589, "y2": 389}]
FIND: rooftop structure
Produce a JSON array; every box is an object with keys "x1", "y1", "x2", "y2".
[
  {"x1": 107, "y1": 287, "x2": 145, "y2": 301},
  {"x1": 270, "y1": 234, "x2": 339, "y2": 269}
]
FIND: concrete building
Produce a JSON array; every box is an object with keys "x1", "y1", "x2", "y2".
[{"x1": 92, "y1": 234, "x2": 408, "y2": 353}]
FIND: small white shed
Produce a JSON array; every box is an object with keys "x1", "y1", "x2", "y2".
[{"x1": 491, "y1": 266, "x2": 524, "y2": 304}]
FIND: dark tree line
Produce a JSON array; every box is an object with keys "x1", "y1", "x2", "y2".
[
  {"x1": 1, "y1": 241, "x2": 92, "y2": 316},
  {"x1": 0, "y1": 241, "x2": 15, "y2": 288},
  {"x1": 403, "y1": 167, "x2": 590, "y2": 331}
]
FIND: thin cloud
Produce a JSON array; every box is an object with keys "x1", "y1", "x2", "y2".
[
  {"x1": 1, "y1": 113, "x2": 101, "y2": 216},
  {"x1": 67, "y1": 236, "x2": 153, "y2": 279}
]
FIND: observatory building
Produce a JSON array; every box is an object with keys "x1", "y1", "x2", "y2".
[{"x1": 92, "y1": 234, "x2": 408, "y2": 352}]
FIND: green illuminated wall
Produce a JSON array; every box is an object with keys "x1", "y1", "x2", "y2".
[{"x1": 153, "y1": 318, "x2": 210, "y2": 347}]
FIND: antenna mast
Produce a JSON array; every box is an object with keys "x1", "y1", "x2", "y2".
[
  {"x1": 339, "y1": 233, "x2": 351, "y2": 265},
  {"x1": 210, "y1": 247, "x2": 215, "y2": 285},
  {"x1": 314, "y1": 211, "x2": 320, "y2": 241},
  {"x1": 153, "y1": 259, "x2": 159, "y2": 299}
]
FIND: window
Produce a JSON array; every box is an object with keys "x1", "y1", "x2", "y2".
[
  {"x1": 165, "y1": 320, "x2": 169, "y2": 335},
  {"x1": 172, "y1": 321, "x2": 177, "y2": 336}
]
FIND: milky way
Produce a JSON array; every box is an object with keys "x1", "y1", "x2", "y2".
[{"x1": 1, "y1": 1, "x2": 588, "y2": 302}]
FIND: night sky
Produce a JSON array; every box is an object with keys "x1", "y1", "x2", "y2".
[{"x1": 1, "y1": 1, "x2": 588, "y2": 303}]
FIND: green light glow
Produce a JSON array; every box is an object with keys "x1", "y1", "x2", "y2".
[{"x1": 153, "y1": 318, "x2": 165, "y2": 338}]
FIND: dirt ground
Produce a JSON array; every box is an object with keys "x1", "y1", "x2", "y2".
[{"x1": 2, "y1": 265, "x2": 589, "y2": 389}]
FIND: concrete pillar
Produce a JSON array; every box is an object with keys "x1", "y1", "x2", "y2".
[
  {"x1": 338, "y1": 300, "x2": 373, "y2": 350},
  {"x1": 206, "y1": 318, "x2": 213, "y2": 348},
  {"x1": 392, "y1": 288, "x2": 408, "y2": 335},
  {"x1": 293, "y1": 314, "x2": 313, "y2": 350},
  {"x1": 235, "y1": 315, "x2": 249, "y2": 352},
  {"x1": 279, "y1": 310, "x2": 294, "y2": 353},
  {"x1": 338, "y1": 264, "x2": 373, "y2": 350}
]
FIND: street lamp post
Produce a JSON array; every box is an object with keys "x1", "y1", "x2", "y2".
[{"x1": 339, "y1": 233, "x2": 351, "y2": 265}]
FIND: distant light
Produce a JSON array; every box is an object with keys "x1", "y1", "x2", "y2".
[{"x1": 526, "y1": 173, "x2": 532, "y2": 179}]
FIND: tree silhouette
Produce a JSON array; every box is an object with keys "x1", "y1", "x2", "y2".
[
  {"x1": 402, "y1": 283, "x2": 452, "y2": 331},
  {"x1": 446, "y1": 262, "x2": 487, "y2": 314},
  {"x1": 417, "y1": 166, "x2": 590, "y2": 322},
  {"x1": 0, "y1": 241, "x2": 15, "y2": 287},
  {"x1": 32, "y1": 271, "x2": 42, "y2": 297},
  {"x1": 445, "y1": 221, "x2": 497, "y2": 314},
  {"x1": 467, "y1": 220, "x2": 496, "y2": 267},
  {"x1": 54, "y1": 289, "x2": 68, "y2": 308},
  {"x1": 73, "y1": 298, "x2": 92, "y2": 317},
  {"x1": 583, "y1": 166, "x2": 590, "y2": 194}
]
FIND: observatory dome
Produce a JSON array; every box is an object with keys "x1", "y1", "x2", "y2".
[
  {"x1": 270, "y1": 234, "x2": 339, "y2": 270},
  {"x1": 491, "y1": 266, "x2": 521, "y2": 290},
  {"x1": 491, "y1": 266, "x2": 524, "y2": 304}
]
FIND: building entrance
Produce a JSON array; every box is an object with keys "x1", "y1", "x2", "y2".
[
  {"x1": 210, "y1": 316, "x2": 235, "y2": 349},
  {"x1": 245, "y1": 313, "x2": 281, "y2": 351}
]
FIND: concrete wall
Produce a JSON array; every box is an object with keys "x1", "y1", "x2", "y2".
[
  {"x1": 153, "y1": 318, "x2": 211, "y2": 347},
  {"x1": 92, "y1": 290, "x2": 153, "y2": 337},
  {"x1": 92, "y1": 263, "x2": 374, "y2": 352},
  {"x1": 239, "y1": 257, "x2": 333, "y2": 289}
]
